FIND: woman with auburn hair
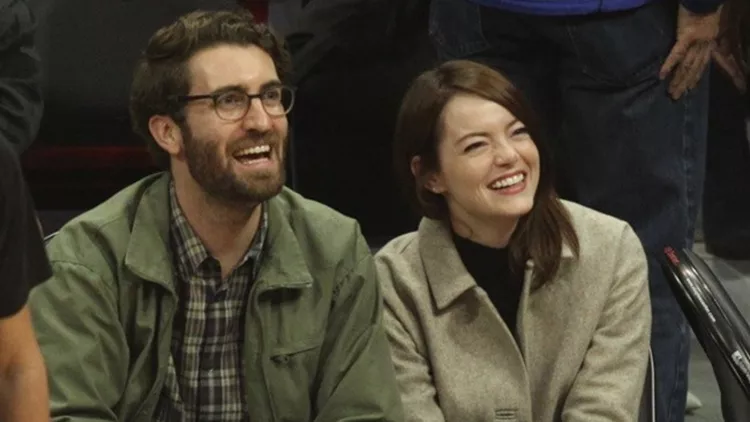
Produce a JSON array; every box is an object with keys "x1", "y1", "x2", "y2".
[{"x1": 375, "y1": 59, "x2": 652, "y2": 422}]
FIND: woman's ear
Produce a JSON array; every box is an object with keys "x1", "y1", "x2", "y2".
[{"x1": 411, "y1": 155, "x2": 446, "y2": 194}]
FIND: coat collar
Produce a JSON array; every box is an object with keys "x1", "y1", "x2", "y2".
[
  {"x1": 418, "y1": 217, "x2": 575, "y2": 311},
  {"x1": 124, "y1": 173, "x2": 313, "y2": 293}
]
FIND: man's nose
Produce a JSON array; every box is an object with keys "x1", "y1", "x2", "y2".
[{"x1": 241, "y1": 98, "x2": 272, "y2": 131}]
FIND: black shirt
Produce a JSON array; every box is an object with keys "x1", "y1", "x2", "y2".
[
  {"x1": 453, "y1": 232, "x2": 524, "y2": 338},
  {"x1": 0, "y1": 138, "x2": 51, "y2": 317}
]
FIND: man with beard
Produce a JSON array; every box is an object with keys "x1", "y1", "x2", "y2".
[{"x1": 28, "y1": 10, "x2": 404, "y2": 422}]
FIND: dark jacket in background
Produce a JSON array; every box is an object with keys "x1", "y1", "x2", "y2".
[
  {"x1": 283, "y1": 0, "x2": 435, "y2": 239},
  {"x1": 0, "y1": 0, "x2": 42, "y2": 154},
  {"x1": 467, "y1": 0, "x2": 723, "y2": 15}
]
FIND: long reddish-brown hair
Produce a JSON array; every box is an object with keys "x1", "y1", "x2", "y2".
[{"x1": 393, "y1": 60, "x2": 579, "y2": 287}]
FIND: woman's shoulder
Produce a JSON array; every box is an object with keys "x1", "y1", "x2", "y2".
[
  {"x1": 561, "y1": 200, "x2": 633, "y2": 239},
  {"x1": 560, "y1": 200, "x2": 644, "y2": 264},
  {"x1": 374, "y1": 229, "x2": 438, "y2": 298},
  {"x1": 374, "y1": 231, "x2": 421, "y2": 277}
]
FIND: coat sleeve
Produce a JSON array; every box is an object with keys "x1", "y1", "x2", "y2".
[
  {"x1": 0, "y1": 0, "x2": 43, "y2": 154},
  {"x1": 29, "y1": 258, "x2": 128, "y2": 422},
  {"x1": 312, "y1": 226, "x2": 405, "y2": 422},
  {"x1": 375, "y1": 253, "x2": 447, "y2": 422},
  {"x1": 562, "y1": 224, "x2": 652, "y2": 421},
  {"x1": 681, "y1": 0, "x2": 724, "y2": 14}
]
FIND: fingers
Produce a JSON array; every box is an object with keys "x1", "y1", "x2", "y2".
[
  {"x1": 712, "y1": 50, "x2": 748, "y2": 93},
  {"x1": 667, "y1": 44, "x2": 700, "y2": 99},
  {"x1": 660, "y1": 39, "x2": 689, "y2": 80},
  {"x1": 667, "y1": 41, "x2": 714, "y2": 100},
  {"x1": 686, "y1": 44, "x2": 711, "y2": 89}
]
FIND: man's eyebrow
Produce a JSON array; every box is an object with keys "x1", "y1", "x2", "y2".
[
  {"x1": 210, "y1": 84, "x2": 246, "y2": 95},
  {"x1": 259, "y1": 80, "x2": 283, "y2": 91},
  {"x1": 210, "y1": 80, "x2": 283, "y2": 95}
]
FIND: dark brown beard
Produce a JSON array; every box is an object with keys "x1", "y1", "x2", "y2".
[{"x1": 182, "y1": 126, "x2": 287, "y2": 206}]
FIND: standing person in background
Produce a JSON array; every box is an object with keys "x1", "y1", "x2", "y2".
[
  {"x1": 428, "y1": 0, "x2": 722, "y2": 421},
  {"x1": 0, "y1": 1, "x2": 51, "y2": 421},
  {"x1": 0, "y1": 0, "x2": 43, "y2": 154},
  {"x1": 702, "y1": 0, "x2": 750, "y2": 262}
]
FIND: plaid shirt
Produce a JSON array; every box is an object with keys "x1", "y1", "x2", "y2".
[{"x1": 154, "y1": 182, "x2": 268, "y2": 422}]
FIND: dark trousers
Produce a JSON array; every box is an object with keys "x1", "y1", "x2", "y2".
[
  {"x1": 429, "y1": 0, "x2": 709, "y2": 421},
  {"x1": 702, "y1": 63, "x2": 750, "y2": 260},
  {"x1": 291, "y1": 30, "x2": 436, "y2": 240}
]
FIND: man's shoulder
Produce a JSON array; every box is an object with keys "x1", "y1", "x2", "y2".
[
  {"x1": 272, "y1": 187, "x2": 360, "y2": 233},
  {"x1": 269, "y1": 187, "x2": 368, "y2": 263},
  {"x1": 47, "y1": 174, "x2": 166, "y2": 265}
]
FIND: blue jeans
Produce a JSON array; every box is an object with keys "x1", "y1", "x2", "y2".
[{"x1": 429, "y1": 0, "x2": 708, "y2": 421}]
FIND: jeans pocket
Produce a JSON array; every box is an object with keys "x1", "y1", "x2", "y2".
[
  {"x1": 564, "y1": 0, "x2": 674, "y2": 86},
  {"x1": 429, "y1": 0, "x2": 492, "y2": 60}
]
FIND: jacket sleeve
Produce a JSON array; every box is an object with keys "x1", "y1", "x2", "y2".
[
  {"x1": 313, "y1": 227, "x2": 405, "y2": 422},
  {"x1": 0, "y1": 0, "x2": 43, "y2": 154},
  {"x1": 29, "y1": 260, "x2": 128, "y2": 422},
  {"x1": 561, "y1": 225, "x2": 652, "y2": 421},
  {"x1": 681, "y1": 0, "x2": 724, "y2": 14},
  {"x1": 375, "y1": 255, "x2": 447, "y2": 422}
]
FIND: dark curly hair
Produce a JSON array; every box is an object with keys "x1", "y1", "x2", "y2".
[{"x1": 129, "y1": 9, "x2": 292, "y2": 169}]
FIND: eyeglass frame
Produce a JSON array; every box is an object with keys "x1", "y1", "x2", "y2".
[{"x1": 171, "y1": 83, "x2": 296, "y2": 121}]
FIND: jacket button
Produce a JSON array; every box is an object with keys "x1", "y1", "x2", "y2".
[{"x1": 273, "y1": 355, "x2": 290, "y2": 364}]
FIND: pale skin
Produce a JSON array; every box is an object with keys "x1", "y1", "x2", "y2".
[
  {"x1": 0, "y1": 306, "x2": 49, "y2": 422},
  {"x1": 412, "y1": 93, "x2": 541, "y2": 249},
  {"x1": 149, "y1": 45, "x2": 288, "y2": 278}
]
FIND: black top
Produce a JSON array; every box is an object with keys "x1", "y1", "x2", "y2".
[
  {"x1": 0, "y1": 138, "x2": 51, "y2": 317},
  {"x1": 453, "y1": 232, "x2": 524, "y2": 338}
]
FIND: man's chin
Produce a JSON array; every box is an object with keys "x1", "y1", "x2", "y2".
[{"x1": 236, "y1": 174, "x2": 286, "y2": 203}]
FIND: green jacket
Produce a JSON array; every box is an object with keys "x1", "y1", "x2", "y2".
[{"x1": 29, "y1": 173, "x2": 404, "y2": 422}]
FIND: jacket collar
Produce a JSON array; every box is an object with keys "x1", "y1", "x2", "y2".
[
  {"x1": 124, "y1": 173, "x2": 174, "y2": 291},
  {"x1": 254, "y1": 195, "x2": 314, "y2": 290},
  {"x1": 124, "y1": 173, "x2": 313, "y2": 292},
  {"x1": 418, "y1": 217, "x2": 575, "y2": 311}
]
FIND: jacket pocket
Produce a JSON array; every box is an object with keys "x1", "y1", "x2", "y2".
[
  {"x1": 266, "y1": 336, "x2": 323, "y2": 422},
  {"x1": 563, "y1": 0, "x2": 673, "y2": 87},
  {"x1": 429, "y1": 0, "x2": 491, "y2": 60}
]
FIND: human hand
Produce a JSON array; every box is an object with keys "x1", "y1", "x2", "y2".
[
  {"x1": 711, "y1": 2, "x2": 747, "y2": 93},
  {"x1": 712, "y1": 43, "x2": 747, "y2": 93},
  {"x1": 659, "y1": 5, "x2": 722, "y2": 100}
]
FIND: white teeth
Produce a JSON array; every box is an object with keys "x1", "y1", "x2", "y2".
[
  {"x1": 235, "y1": 145, "x2": 270, "y2": 157},
  {"x1": 490, "y1": 173, "x2": 525, "y2": 189}
]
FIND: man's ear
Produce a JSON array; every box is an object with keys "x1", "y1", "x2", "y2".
[
  {"x1": 411, "y1": 155, "x2": 446, "y2": 194},
  {"x1": 148, "y1": 115, "x2": 183, "y2": 157}
]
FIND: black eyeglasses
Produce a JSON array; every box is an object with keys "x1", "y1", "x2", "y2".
[{"x1": 175, "y1": 85, "x2": 295, "y2": 121}]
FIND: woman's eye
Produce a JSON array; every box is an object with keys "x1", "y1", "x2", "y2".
[
  {"x1": 512, "y1": 126, "x2": 529, "y2": 136},
  {"x1": 464, "y1": 141, "x2": 485, "y2": 152}
]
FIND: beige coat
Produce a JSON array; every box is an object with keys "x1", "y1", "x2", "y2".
[{"x1": 375, "y1": 201, "x2": 651, "y2": 422}]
